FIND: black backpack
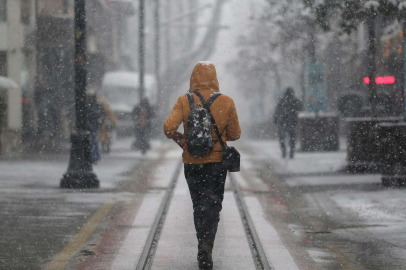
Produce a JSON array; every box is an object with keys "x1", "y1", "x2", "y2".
[{"x1": 186, "y1": 92, "x2": 222, "y2": 157}]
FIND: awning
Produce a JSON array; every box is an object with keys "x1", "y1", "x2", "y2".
[{"x1": 0, "y1": 76, "x2": 19, "y2": 89}]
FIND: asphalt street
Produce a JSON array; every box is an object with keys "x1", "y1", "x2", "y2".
[
  {"x1": 243, "y1": 140, "x2": 406, "y2": 270},
  {"x1": 1, "y1": 139, "x2": 406, "y2": 269}
]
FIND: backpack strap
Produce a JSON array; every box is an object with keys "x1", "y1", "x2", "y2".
[
  {"x1": 192, "y1": 91, "x2": 206, "y2": 107},
  {"x1": 207, "y1": 109, "x2": 227, "y2": 151},
  {"x1": 193, "y1": 91, "x2": 222, "y2": 108},
  {"x1": 192, "y1": 91, "x2": 226, "y2": 151},
  {"x1": 206, "y1": 93, "x2": 223, "y2": 108},
  {"x1": 187, "y1": 92, "x2": 195, "y2": 110}
]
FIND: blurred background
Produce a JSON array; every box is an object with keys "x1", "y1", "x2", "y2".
[{"x1": 1, "y1": 0, "x2": 406, "y2": 155}]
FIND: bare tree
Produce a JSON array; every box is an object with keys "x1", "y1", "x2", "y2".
[{"x1": 159, "y1": 0, "x2": 227, "y2": 110}]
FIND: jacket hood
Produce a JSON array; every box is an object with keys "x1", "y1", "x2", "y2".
[{"x1": 189, "y1": 61, "x2": 219, "y2": 93}]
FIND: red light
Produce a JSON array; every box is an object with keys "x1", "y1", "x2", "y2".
[
  {"x1": 363, "y1": 76, "x2": 395, "y2": 85},
  {"x1": 22, "y1": 98, "x2": 30, "y2": 104}
]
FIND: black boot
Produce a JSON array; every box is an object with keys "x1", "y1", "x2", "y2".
[{"x1": 198, "y1": 242, "x2": 213, "y2": 270}]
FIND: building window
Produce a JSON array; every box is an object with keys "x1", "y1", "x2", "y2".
[
  {"x1": 21, "y1": 0, "x2": 31, "y2": 25},
  {"x1": 0, "y1": 0, "x2": 6, "y2": 22}
]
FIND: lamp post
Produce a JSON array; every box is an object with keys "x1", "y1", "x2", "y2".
[
  {"x1": 60, "y1": 0, "x2": 99, "y2": 189},
  {"x1": 139, "y1": 0, "x2": 145, "y2": 100},
  {"x1": 155, "y1": 0, "x2": 161, "y2": 106},
  {"x1": 367, "y1": 14, "x2": 377, "y2": 118}
]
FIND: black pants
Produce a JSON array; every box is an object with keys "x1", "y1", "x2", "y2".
[
  {"x1": 278, "y1": 125, "x2": 297, "y2": 158},
  {"x1": 184, "y1": 163, "x2": 227, "y2": 247}
]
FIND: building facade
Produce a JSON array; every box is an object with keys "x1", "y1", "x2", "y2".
[
  {"x1": 0, "y1": 0, "x2": 24, "y2": 155},
  {"x1": 34, "y1": 0, "x2": 133, "y2": 149}
]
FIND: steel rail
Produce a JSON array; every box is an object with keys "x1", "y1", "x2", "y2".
[
  {"x1": 229, "y1": 173, "x2": 273, "y2": 270},
  {"x1": 135, "y1": 160, "x2": 182, "y2": 270},
  {"x1": 136, "y1": 163, "x2": 272, "y2": 270}
]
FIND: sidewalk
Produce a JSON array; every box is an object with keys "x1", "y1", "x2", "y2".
[
  {"x1": 0, "y1": 139, "x2": 169, "y2": 269},
  {"x1": 56, "y1": 147, "x2": 183, "y2": 270}
]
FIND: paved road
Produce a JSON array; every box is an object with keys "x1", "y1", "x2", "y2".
[
  {"x1": 242, "y1": 140, "x2": 406, "y2": 270},
  {"x1": 0, "y1": 139, "x2": 169, "y2": 269},
  {"x1": 1, "y1": 139, "x2": 406, "y2": 269}
]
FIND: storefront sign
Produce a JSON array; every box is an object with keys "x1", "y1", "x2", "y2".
[{"x1": 305, "y1": 62, "x2": 327, "y2": 112}]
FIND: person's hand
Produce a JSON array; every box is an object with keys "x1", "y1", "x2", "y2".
[{"x1": 173, "y1": 132, "x2": 185, "y2": 149}]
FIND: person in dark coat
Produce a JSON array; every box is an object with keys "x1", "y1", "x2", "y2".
[
  {"x1": 34, "y1": 80, "x2": 52, "y2": 138},
  {"x1": 164, "y1": 62, "x2": 241, "y2": 270},
  {"x1": 274, "y1": 87, "x2": 302, "y2": 158},
  {"x1": 86, "y1": 92, "x2": 105, "y2": 163},
  {"x1": 132, "y1": 98, "x2": 154, "y2": 154}
]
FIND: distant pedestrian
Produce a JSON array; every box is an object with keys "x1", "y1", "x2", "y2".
[
  {"x1": 34, "y1": 80, "x2": 51, "y2": 136},
  {"x1": 34, "y1": 79, "x2": 61, "y2": 149},
  {"x1": 99, "y1": 95, "x2": 118, "y2": 153},
  {"x1": 164, "y1": 62, "x2": 241, "y2": 269},
  {"x1": 86, "y1": 91, "x2": 105, "y2": 164},
  {"x1": 274, "y1": 87, "x2": 302, "y2": 159},
  {"x1": 132, "y1": 98, "x2": 154, "y2": 154},
  {"x1": 0, "y1": 94, "x2": 6, "y2": 154}
]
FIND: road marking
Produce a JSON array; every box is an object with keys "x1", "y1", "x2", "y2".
[
  {"x1": 233, "y1": 172, "x2": 249, "y2": 189},
  {"x1": 46, "y1": 201, "x2": 115, "y2": 270},
  {"x1": 110, "y1": 191, "x2": 165, "y2": 270},
  {"x1": 245, "y1": 197, "x2": 300, "y2": 270}
]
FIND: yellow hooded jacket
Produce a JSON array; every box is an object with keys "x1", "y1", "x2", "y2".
[{"x1": 163, "y1": 62, "x2": 241, "y2": 164}]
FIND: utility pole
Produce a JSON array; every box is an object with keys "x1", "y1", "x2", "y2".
[
  {"x1": 367, "y1": 15, "x2": 377, "y2": 118},
  {"x1": 309, "y1": 23, "x2": 316, "y2": 63},
  {"x1": 403, "y1": 20, "x2": 406, "y2": 118},
  {"x1": 139, "y1": 0, "x2": 145, "y2": 100},
  {"x1": 60, "y1": 0, "x2": 99, "y2": 189},
  {"x1": 155, "y1": 0, "x2": 161, "y2": 106},
  {"x1": 165, "y1": 0, "x2": 172, "y2": 69}
]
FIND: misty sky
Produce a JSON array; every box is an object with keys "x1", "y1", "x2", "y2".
[{"x1": 197, "y1": 0, "x2": 264, "y2": 125}]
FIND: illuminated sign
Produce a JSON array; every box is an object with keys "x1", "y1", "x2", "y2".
[{"x1": 363, "y1": 76, "x2": 395, "y2": 85}]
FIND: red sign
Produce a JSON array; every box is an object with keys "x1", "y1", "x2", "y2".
[{"x1": 363, "y1": 76, "x2": 395, "y2": 85}]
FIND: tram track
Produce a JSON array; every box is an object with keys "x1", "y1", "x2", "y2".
[
  {"x1": 135, "y1": 160, "x2": 182, "y2": 270},
  {"x1": 229, "y1": 174, "x2": 273, "y2": 270},
  {"x1": 135, "y1": 163, "x2": 273, "y2": 270}
]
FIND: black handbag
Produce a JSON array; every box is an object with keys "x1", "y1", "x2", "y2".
[
  {"x1": 222, "y1": 145, "x2": 240, "y2": 172},
  {"x1": 194, "y1": 92, "x2": 241, "y2": 172}
]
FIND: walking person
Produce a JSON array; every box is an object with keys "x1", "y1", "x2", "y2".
[
  {"x1": 163, "y1": 62, "x2": 241, "y2": 269},
  {"x1": 86, "y1": 91, "x2": 105, "y2": 164},
  {"x1": 0, "y1": 94, "x2": 6, "y2": 154},
  {"x1": 274, "y1": 87, "x2": 302, "y2": 159},
  {"x1": 132, "y1": 98, "x2": 154, "y2": 154},
  {"x1": 99, "y1": 95, "x2": 118, "y2": 153}
]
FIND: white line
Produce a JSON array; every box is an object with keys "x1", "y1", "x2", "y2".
[
  {"x1": 110, "y1": 191, "x2": 165, "y2": 270},
  {"x1": 286, "y1": 175, "x2": 381, "y2": 187},
  {"x1": 245, "y1": 197, "x2": 300, "y2": 270},
  {"x1": 150, "y1": 159, "x2": 180, "y2": 189},
  {"x1": 233, "y1": 172, "x2": 249, "y2": 189}
]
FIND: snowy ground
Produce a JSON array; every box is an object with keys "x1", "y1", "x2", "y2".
[
  {"x1": 0, "y1": 138, "x2": 169, "y2": 269},
  {"x1": 244, "y1": 140, "x2": 406, "y2": 270},
  {"x1": 1, "y1": 139, "x2": 406, "y2": 269}
]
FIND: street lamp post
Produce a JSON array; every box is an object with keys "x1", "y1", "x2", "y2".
[
  {"x1": 60, "y1": 0, "x2": 99, "y2": 189},
  {"x1": 139, "y1": 0, "x2": 145, "y2": 100},
  {"x1": 155, "y1": 0, "x2": 161, "y2": 106},
  {"x1": 367, "y1": 14, "x2": 377, "y2": 118}
]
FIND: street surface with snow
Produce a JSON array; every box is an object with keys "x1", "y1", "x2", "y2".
[{"x1": 0, "y1": 139, "x2": 405, "y2": 269}]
